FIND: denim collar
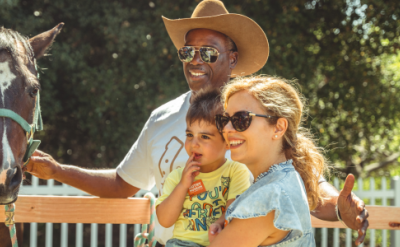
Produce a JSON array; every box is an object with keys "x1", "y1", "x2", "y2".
[{"x1": 254, "y1": 159, "x2": 294, "y2": 183}]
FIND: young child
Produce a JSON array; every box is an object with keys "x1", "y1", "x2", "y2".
[{"x1": 156, "y1": 88, "x2": 251, "y2": 247}]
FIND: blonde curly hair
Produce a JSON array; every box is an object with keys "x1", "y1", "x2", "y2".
[{"x1": 221, "y1": 75, "x2": 329, "y2": 210}]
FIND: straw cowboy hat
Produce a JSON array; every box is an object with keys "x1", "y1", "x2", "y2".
[{"x1": 162, "y1": 0, "x2": 269, "y2": 76}]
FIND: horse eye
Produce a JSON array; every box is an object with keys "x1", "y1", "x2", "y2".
[{"x1": 30, "y1": 88, "x2": 39, "y2": 97}]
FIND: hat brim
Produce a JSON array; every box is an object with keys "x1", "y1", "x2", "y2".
[{"x1": 162, "y1": 14, "x2": 269, "y2": 77}]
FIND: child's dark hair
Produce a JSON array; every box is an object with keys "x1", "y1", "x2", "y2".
[{"x1": 186, "y1": 87, "x2": 224, "y2": 127}]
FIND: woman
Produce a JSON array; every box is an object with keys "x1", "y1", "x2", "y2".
[{"x1": 209, "y1": 75, "x2": 328, "y2": 246}]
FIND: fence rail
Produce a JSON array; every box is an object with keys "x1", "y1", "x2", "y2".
[
  {"x1": 18, "y1": 176, "x2": 160, "y2": 247},
  {"x1": 11, "y1": 175, "x2": 400, "y2": 247}
]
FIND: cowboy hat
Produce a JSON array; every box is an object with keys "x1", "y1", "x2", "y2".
[{"x1": 162, "y1": 0, "x2": 269, "y2": 76}]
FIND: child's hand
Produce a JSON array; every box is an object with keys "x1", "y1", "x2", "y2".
[
  {"x1": 179, "y1": 153, "x2": 201, "y2": 189},
  {"x1": 208, "y1": 222, "x2": 223, "y2": 243}
]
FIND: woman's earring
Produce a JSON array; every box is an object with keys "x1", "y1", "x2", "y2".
[{"x1": 275, "y1": 135, "x2": 278, "y2": 138}]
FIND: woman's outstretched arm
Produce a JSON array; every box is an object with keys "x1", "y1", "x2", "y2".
[{"x1": 208, "y1": 210, "x2": 288, "y2": 247}]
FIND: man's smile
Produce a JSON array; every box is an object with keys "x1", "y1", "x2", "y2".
[
  {"x1": 190, "y1": 71, "x2": 205, "y2": 76},
  {"x1": 188, "y1": 69, "x2": 207, "y2": 80}
]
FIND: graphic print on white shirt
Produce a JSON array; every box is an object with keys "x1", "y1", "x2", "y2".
[{"x1": 158, "y1": 136, "x2": 184, "y2": 193}]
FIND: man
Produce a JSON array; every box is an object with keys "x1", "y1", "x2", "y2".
[{"x1": 27, "y1": 0, "x2": 369, "y2": 245}]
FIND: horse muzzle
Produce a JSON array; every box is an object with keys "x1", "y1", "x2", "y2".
[{"x1": 0, "y1": 166, "x2": 22, "y2": 205}]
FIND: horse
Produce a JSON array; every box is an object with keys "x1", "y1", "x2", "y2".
[{"x1": 0, "y1": 23, "x2": 64, "y2": 247}]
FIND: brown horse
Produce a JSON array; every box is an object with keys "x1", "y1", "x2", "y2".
[{"x1": 0, "y1": 23, "x2": 63, "y2": 246}]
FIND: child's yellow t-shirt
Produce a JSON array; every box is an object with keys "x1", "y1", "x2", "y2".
[{"x1": 156, "y1": 159, "x2": 251, "y2": 246}]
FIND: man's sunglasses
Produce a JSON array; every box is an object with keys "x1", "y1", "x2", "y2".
[
  {"x1": 215, "y1": 111, "x2": 279, "y2": 132},
  {"x1": 177, "y1": 46, "x2": 229, "y2": 63}
]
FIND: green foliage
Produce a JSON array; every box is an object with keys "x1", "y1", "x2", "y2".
[
  {"x1": 0, "y1": 0, "x2": 18, "y2": 7},
  {"x1": 0, "y1": 0, "x2": 399, "y2": 177}
]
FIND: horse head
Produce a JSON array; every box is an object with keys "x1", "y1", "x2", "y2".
[{"x1": 0, "y1": 23, "x2": 63, "y2": 205}]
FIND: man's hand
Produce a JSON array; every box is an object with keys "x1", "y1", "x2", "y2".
[
  {"x1": 338, "y1": 174, "x2": 369, "y2": 245},
  {"x1": 24, "y1": 150, "x2": 60, "y2": 180},
  {"x1": 179, "y1": 153, "x2": 201, "y2": 189},
  {"x1": 208, "y1": 222, "x2": 223, "y2": 243}
]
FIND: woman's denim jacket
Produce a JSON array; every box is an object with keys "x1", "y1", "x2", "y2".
[{"x1": 225, "y1": 160, "x2": 315, "y2": 247}]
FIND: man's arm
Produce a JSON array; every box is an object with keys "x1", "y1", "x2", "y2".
[
  {"x1": 312, "y1": 174, "x2": 369, "y2": 246},
  {"x1": 25, "y1": 150, "x2": 140, "y2": 198},
  {"x1": 311, "y1": 181, "x2": 338, "y2": 220}
]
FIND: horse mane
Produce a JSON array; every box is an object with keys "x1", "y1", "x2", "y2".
[
  {"x1": 0, "y1": 27, "x2": 34, "y2": 58},
  {"x1": 0, "y1": 27, "x2": 38, "y2": 86}
]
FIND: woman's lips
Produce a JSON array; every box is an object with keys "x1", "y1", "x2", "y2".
[{"x1": 228, "y1": 139, "x2": 245, "y2": 149}]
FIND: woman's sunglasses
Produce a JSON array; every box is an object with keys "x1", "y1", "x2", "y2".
[
  {"x1": 215, "y1": 111, "x2": 279, "y2": 132},
  {"x1": 177, "y1": 46, "x2": 229, "y2": 63}
]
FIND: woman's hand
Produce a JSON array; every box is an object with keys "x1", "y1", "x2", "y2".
[
  {"x1": 208, "y1": 222, "x2": 223, "y2": 243},
  {"x1": 179, "y1": 153, "x2": 201, "y2": 189}
]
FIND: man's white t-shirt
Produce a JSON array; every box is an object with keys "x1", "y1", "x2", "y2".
[{"x1": 117, "y1": 91, "x2": 193, "y2": 244}]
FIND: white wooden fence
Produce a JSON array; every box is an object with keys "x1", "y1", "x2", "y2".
[{"x1": 19, "y1": 176, "x2": 400, "y2": 247}]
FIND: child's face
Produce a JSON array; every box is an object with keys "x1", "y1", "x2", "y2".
[{"x1": 185, "y1": 120, "x2": 227, "y2": 172}]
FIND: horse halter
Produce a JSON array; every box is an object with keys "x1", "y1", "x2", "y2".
[{"x1": 0, "y1": 60, "x2": 43, "y2": 166}]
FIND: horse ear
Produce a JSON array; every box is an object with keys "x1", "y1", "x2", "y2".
[{"x1": 29, "y1": 23, "x2": 64, "y2": 59}]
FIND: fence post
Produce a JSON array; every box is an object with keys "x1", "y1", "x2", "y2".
[
  {"x1": 105, "y1": 223, "x2": 113, "y2": 247},
  {"x1": 29, "y1": 176, "x2": 39, "y2": 247},
  {"x1": 369, "y1": 178, "x2": 375, "y2": 247},
  {"x1": 391, "y1": 176, "x2": 400, "y2": 246},
  {"x1": 357, "y1": 178, "x2": 364, "y2": 247},
  {"x1": 119, "y1": 224, "x2": 127, "y2": 247},
  {"x1": 76, "y1": 223, "x2": 83, "y2": 247},
  {"x1": 45, "y1": 180, "x2": 54, "y2": 247},
  {"x1": 381, "y1": 177, "x2": 387, "y2": 247},
  {"x1": 333, "y1": 178, "x2": 340, "y2": 247},
  {"x1": 91, "y1": 223, "x2": 98, "y2": 247}
]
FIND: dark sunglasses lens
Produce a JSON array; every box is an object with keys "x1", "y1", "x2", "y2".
[
  {"x1": 216, "y1": 115, "x2": 229, "y2": 132},
  {"x1": 232, "y1": 112, "x2": 251, "y2": 132},
  {"x1": 178, "y1": 47, "x2": 194, "y2": 62},
  {"x1": 200, "y1": 47, "x2": 219, "y2": 63}
]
